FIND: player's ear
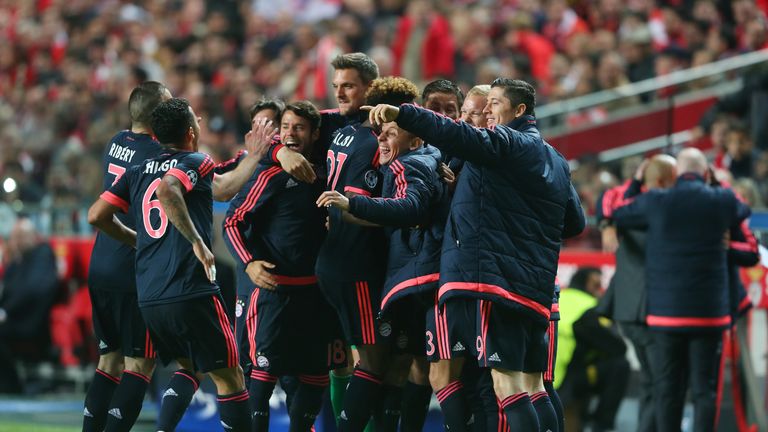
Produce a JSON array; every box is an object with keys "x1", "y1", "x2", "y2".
[{"x1": 410, "y1": 137, "x2": 423, "y2": 151}]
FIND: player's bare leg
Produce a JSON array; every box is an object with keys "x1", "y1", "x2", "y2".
[
  {"x1": 491, "y1": 368, "x2": 540, "y2": 430},
  {"x1": 83, "y1": 351, "x2": 123, "y2": 431},
  {"x1": 208, "y1": 365, "x2": 250, "y2": 432}
]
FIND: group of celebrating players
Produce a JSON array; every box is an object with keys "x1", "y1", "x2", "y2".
[{"x1": 83, "y1": 51, "x2": 585, "y2": 432}]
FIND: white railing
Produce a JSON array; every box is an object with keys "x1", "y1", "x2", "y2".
[{"x1": 537, "y1": 48, "x2": 768, "y2": 120}]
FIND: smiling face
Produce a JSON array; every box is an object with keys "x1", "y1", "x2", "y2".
[
  {"x1": 424, "y1": 91, "x2": 460, "y2": 120},
  {"x1": 483, "y1": 86, "x2": 519, "y2": 127},
  {"x1": 461, "y1": 94, "x2": 488, "y2": 127},
  {"x1": 378, "y1": 122, "x2": 420, "y2": 165},
  {"x1": 332, "y1": 68, "x2": 369, "y2": 116},
  {"x1": 280, "y1": 110, "x2": 317, "y2": 157}
]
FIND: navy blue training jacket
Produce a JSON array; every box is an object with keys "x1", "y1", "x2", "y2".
[
  {"x1": 613, "y1": 173, "x2": 751, "y2": 332},
  {"x1": 348, "y1": 145, "x2": 449, "y2": 311},
  {"x1": 394, "y1": 104, "x2": 585, "y2": 324}
]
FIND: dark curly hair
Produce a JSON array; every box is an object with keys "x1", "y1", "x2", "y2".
[
  {"x1": 150, "y1": 98, "x2": 195, "y2": 146},
  {"x1": 365, "y1": 76, "x2": 419, "y2": 106}
]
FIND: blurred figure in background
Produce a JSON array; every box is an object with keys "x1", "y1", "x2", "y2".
[
  {"x1": 0, "y1": 218, "x2": 59, "y2": 393},
  {"x1": 556, "y1": 267, "x2": 629, "y2": 432}
]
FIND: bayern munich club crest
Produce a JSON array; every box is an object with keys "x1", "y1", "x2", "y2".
[
  {"x1": 364, "y1": 170, "x2": 378, "y2": 189},
  {"x1": 186, "y1": 170, "x2": 198, "y2": 186},
  {"x1": 235, "y1": 299, "x2": 245, "y2": 318},
  {"x1": 379, "y1": 322, "x2": 392, "y2": 337},
  {"x1": 256, "y1": 355, "x2": 270, "y2": 368}
]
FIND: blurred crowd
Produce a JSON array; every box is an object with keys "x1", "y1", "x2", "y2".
[{"x1": 1, "y1": 0, "x2": 768, "y2": 235}]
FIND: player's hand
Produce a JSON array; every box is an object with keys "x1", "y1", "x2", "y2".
[
  {"x1": 193, "y1": 240, "x2": 216, "y2": 282},
  {"x1": 246, "y1": 260, "x2": 278, "y2": 290},
  {"x1": 316, "y1": 191, "x2": 350, "y2": 211},
  {"x1": 601, "y1": 225, "x2": 619, "y2": 253},
  {"x1": 634, "y1": 159, "x2": 650, "y2": 182},
  {"x1": 245, "y1": 118, "x2": 277, "y2": 160},
  {"x1": 439, "y1": 162, "x2": 455, "y2": 185},
  {"x1": 277, "y1": 147, "x2": 316, "y2": 183},
  {"x1": 360, "y1": 104, "x2": 399, "y2": 126}
]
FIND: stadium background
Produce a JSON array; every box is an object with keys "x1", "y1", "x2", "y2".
[{"x1": 1, "y1": 0, "x2": 768, "y2": 430}]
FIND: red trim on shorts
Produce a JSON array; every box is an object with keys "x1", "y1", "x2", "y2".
[
  {"x1": 217, "y1": 390, "x2": 249, "y2": 402},
  {"x1": 96, "y1": 368, "x2": 120, "y2": 384},
  {"x1": 298, "y1": 374, "x2": 330, "y2": 387},
  {"x1": 439, "y1": 299, "x2": 451, "y2": 359},
  {"x1": 381, "y1": 273, "x2": 439, "y2": 310},
  {"x1": 248, "y1": 289, "x2": 260, "y2": 366},
  {"x1": 479, "y1": 300, "x2": 491, "y2": 366},
  {"x1": 434, "y1": 293, "x2": 448, "y2": 359},
  {"x1": 166, "y1": 168, "x2": 194, "y2": 192},
  {"x1": 250, "y1": 370, "x2": 278, "y2": 383},
  {"x1": 174, "y1": 370, "x2": 200, "y2": 391},
  {"x1": 435, "y1": 380, "x2": 463, "y2": 403},
  {"x1": 353, "y1": 368, "x2": 382, "y2": 385},
  {"x1": 273, "y1": 275, "x2": 318, "y2": 286},
  {"x1": 439, "y1": 282, "x2": 551, "y2": 320},
  {"x1": 123, "y1": 370, "x2": 150, "y2": 383},
  {"x1": 646, "y1": 314, "x2": 731, "y2": 328},
  {"x1": 497, "y1": 398, "x2": 507, "y2": 432},
  {"x1": 100, "y1": 191, "x2": 129, "y2": 213},
  {"x1": 356, "y1": 282, "x2": 375, "y2": 345},
  {"x1": 212, "y1": 295, "x2": 238, "y2": 368},
  {"x1": 145, "y1": 329, "x2": 155, "y2": 359},
  {"x1": 344, "y1": 186, "x2": 371, "y2": 196},
  {"x1": 544, "y1": 321, "x2": 555, "y2": 382}
]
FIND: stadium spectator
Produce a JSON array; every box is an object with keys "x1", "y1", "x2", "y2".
[
  {"x1": 556, "y1": 267, "x2": 629, "y2": 432},
  {"x1": 0, "y1": 218, "x2": 59, "y2": 394},
  {"x1": 723, "y1": 121, "x2": 758, "y2": 179}
]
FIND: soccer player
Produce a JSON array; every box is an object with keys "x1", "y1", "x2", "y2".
[
  {"x1": 315, "y1": 70, "x2": 388, "y2": 432},
  {"x1": 223, "y1": 101, "x2": 340, "y2": 431},
  {"x1": 232, "y1": 99, "x2": 285, "y2": 382},
  {"x1": 317, "y1": 76, "x2": 448, "y2": 432},
  {"x1": 88, "y1": 98, "x2": 276, "y2": 432},
  {"x1": 83, "y1": 81, "x2": 170, "y2": 432},
  {"x1": 364, "y1": 78, "x2": 586, "y2": 431},
  {"x1": 460, "y1": 85, "x2": 491, "y2": 128}
]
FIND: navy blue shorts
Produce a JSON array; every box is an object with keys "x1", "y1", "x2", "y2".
[
  {"x1": 246, "y1": 285, "x2": 346, "y2": 376},
  {"x1": 141, "y1": 292, "x2": 238, "y2": 373},
  {"x1": 90, "y1": 287, "x2": 155, "y2": 358}
]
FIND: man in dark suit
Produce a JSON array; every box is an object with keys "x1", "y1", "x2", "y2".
[
  {"x1": 612, "y1": 148, "x2": 751, "y2": 432},
  {"x1": 597, "y1": 154, "x2": 677, "y2": 432}
]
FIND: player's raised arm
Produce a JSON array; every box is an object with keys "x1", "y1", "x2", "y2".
[
  {"x1": 212, "y1": 117, "x2": 277, "y2": 201},
  {"x1": 156, "y1": 174, "x2": 215, "y2": 282}
]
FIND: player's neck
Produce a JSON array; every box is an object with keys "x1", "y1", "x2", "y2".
[{"x1": 131, "y1": 123, "x2": 152, "y2": 135}]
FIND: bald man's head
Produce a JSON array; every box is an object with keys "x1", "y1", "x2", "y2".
[
  {"x1": 644, "y1": 154, "x2": 677, "y2": 189},
  {"x1": 676, "y1": 147, "x2": 708, "y2": 176}
]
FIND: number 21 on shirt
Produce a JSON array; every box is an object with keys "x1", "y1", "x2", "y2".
[{"x1": 327, "y1": 150, "x2": 348, "y2": 191}]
